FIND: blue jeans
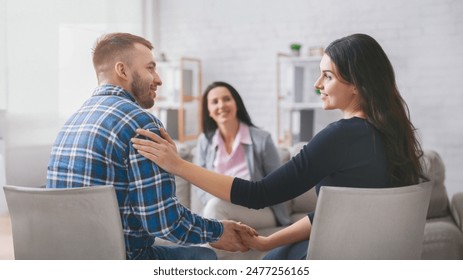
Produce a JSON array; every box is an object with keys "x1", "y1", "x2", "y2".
[
  {"x1": 151, "y1": 245, "x2": 217, "y2": 260},
  {"x1": 263, "y1": 240, "x2": 309, "y2": 260}
]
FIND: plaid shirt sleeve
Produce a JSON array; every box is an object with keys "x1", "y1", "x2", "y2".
[{"x1": 126, "y1": 125, "x2": 223, "y2": 245}]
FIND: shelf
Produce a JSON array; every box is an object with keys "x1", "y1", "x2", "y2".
[
  {"x1": 151, "y1": 57, "x2": 202, "y2": 142},
  {"x1": 278, "y1": 55, "x2": 322, "y2": 63},
  {"x1": 154, "y1": 101, "x2": 181, "y2": 110},
  {"x1": 276, "y1": 53, "x2": 323, "y2": 145}
]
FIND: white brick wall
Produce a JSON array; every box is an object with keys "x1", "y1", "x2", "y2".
[{"x1": 157, "y1": 0, "x2": 463, "y2": 197}]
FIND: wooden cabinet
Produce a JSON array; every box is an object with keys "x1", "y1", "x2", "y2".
[
  {"x1": 151, "y1": 57, "x2": 202, "y2": 143},
  {"x1": 276, "y1": 53, "x2": 322, "y2": 146}
]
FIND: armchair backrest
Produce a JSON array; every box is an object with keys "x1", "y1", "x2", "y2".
[
  {"x1": 3, "y1": 185, "x2": 126, "y2": 260},
  {"x1": 307, "y1": 182, "x2": 432, "y2": 260}
]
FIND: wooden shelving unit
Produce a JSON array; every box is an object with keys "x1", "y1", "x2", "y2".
[
  {"x1": 152, "y1": 57, "x2": 202, "y2": 143},
  {"x1": 276, "y1": 53, "x2": 323, "y2": 146}
]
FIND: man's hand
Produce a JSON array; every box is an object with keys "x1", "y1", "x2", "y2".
[{"x1": 210, "y1": 220, "x2": 257, "y2": 252}]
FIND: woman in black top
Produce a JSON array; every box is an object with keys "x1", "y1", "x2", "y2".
[{"x1": 131, "y1": 33, "x2": 426, "y2": 259}]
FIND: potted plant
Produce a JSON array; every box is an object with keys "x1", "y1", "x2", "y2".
[{"x1": 290, "y1": 43, "x2": 302, "y2": 56}]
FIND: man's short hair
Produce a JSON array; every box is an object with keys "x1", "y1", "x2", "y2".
[{"x1": 92, "y1": 32, "x2": 153, "y2": 72}]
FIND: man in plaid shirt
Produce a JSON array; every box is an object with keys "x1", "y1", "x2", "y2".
[{"x1": 47, "y1": 33, "x2": 252, "y2": 259}]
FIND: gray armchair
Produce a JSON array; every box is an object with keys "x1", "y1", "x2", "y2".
[
  {"x1": 307, "y1": 182, "x2": 432, "y2": 259},
  {"x1": 3, "y1": 185, "x2": 126, "y2": 260}
]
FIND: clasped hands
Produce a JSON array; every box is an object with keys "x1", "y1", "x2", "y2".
[{"x1": 210, "y1": 220, "x2": 258, "y2": 252}]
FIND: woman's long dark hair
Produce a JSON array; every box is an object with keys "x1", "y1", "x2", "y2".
[
  {"x1": 325, "y1": 33, "x2": 425, "y2": 186},
  {"x1": 201, "y1": 81, "x2": 256, "y2": 140}
]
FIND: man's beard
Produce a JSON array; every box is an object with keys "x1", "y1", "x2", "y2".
[{"x1": 131, "y1": 71, "x2": 154, "y2": 109}]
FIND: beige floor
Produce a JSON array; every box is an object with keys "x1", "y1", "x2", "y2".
[{"x1": 0, "y1": 213, "x2": 14, "y2": 260}]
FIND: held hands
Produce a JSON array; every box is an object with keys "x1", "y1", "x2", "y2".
[
  {"x1": 239, "y1": 231, "x2": 272, "y2": 252},
  {"x1": 210, "y1": 220, "x2": 258, "y2": 252},
  {"x1": 131, "y1": 128, "x2": 180, "y2": 174}
]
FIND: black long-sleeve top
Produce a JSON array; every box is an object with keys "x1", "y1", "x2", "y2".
[{"x1": 231, "y1": 117, "x2": 390, "y2": 222}]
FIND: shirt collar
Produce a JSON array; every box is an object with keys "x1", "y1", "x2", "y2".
[
  {"x1": 237, "y1": 123, "x2": 252, "y2": 145},
  {"x1": 211, "y1": 122, "x2": 252, "y2": 149},
  {"x1": 92, "y1": 84, "x2": 137, "y2": 103}
]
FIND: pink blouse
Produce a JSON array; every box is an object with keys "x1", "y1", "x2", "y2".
[{"x1": 212, "y1": 123, "x2": 252, "y2": 180}]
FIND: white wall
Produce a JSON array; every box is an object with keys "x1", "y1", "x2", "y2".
[
  {"x1": 157, "y1": 0, "x2": 463, "y2": 197},
  {"x1": 0, "y1": 0, "x2": 146, "y2": 213},
  {"x1": 0, "y1": 0, "x2": 6, "y2": 112},
  {"x1": 1, "y1": 0, "x2": 462, "y2": 206}
]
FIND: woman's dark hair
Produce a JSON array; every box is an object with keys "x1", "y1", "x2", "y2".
[
  {"x1": 201, "y1": 81, "x2": 256, "y2": 140},
  {"x1": 325, "y1": 33, "x2": 425, "y2": 186}
]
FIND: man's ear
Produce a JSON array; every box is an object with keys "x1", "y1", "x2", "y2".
[{"x1": 115, "y1": 61, "x2": 129, "y2": 80}]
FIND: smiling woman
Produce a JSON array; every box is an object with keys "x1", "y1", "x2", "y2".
[
  {"x1": 314, "y1": 54, "x2": 364, "y2": 119},
  {"x1": 192, "y1": 81, "x2": 291, "y2": 229}
]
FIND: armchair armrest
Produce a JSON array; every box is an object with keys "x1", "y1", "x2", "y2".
[{"x1": 450, "y1": 192, "x2": 463, "y2": 232}]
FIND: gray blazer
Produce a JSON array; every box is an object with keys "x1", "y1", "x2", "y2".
[{"x1": 195, "y1": 126, "x2": 291, "y2": 226}]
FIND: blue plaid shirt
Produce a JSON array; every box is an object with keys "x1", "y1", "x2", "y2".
[{"x1": 47, "y1": 85, "x2": 223, "y2": 259}]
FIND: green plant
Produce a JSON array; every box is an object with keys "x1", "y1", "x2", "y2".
[{"x1": 290, "y1": 43, "x2": 302, "y2": 51}]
